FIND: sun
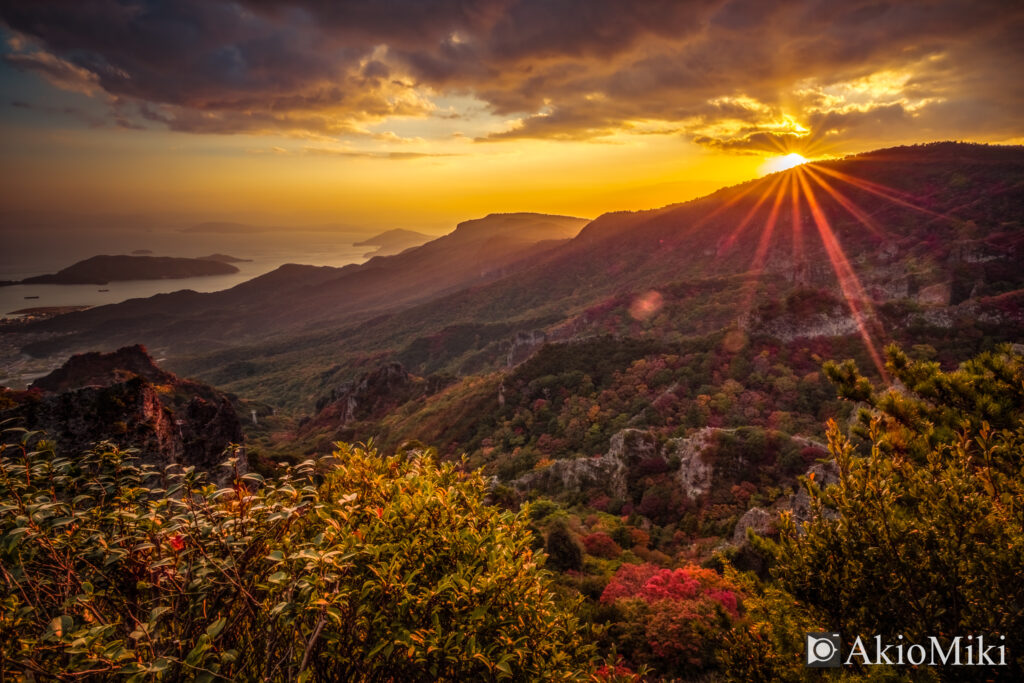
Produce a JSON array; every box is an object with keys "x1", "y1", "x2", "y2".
[{"x1": 758, "y1": 152, "x2": 808, "y2": 176}]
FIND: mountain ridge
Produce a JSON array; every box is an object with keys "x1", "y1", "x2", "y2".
[{"x1": 8, "y1": 143, "x2": 1024, "y2": 415}]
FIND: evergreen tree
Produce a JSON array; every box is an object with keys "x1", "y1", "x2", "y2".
[{"x1": 725, "y1": 345, "x2": 1024, "y2": 681}]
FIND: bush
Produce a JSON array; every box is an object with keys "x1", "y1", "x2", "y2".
[
  {"x1": 0, "y1": 430, "x2": 598, "y2": 681},
  {"x1": 599, "y1": 563, "x2": 740, "y2": 676},
  {"x1": 582, "y1": 532, "x2": 622, "y2": 559},
  {"x1": 545, "y1": 520, "x2": 584, "y2": 572},
  {"x1": 728, "y1": 345, "x2": 1024, "y2": 681}
]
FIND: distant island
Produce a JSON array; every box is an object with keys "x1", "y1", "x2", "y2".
[
  {"x1": 3, "y1": 255, "x2": 240, "y2": 286},
  {"x1": 355, "y1": 228, "x2": 433, "y2": 257},
  {"x1": 196, "y1": 253, "x2": 252, "y2": 263}
]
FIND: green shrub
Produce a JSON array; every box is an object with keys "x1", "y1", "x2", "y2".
[{"x1": 0, "y1": 429, "x2": 598, "y2": 681}]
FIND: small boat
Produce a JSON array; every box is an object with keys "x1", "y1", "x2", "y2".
[
  {"x1": 98, "y1": 288, "x2": 109, "y2": 292},
  {"x1": 24, "y1": 295, "x2": 39, "y2": 299}
]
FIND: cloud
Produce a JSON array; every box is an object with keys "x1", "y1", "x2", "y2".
[
  {"x1": 1, "y1": 0, "x2": 1021, "y2": 151},
  {"x1": 4, "y1": 48, "x2": 100, "y2": 96}
]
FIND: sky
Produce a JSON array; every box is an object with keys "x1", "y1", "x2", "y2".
[{"x1": 1, "y1": 0, "x2": 1023, "y2": 233}]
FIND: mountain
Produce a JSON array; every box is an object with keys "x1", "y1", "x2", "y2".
[
  {"x1": 8, "y1": 143, "x2": 1024, "y2": 415},
  {"x1": 354, "y1": 228, "x2": 434, "y2": 257},
  {"x1": 15, "y1": 212, "x2": 587, "y2": 360},
  {"x1": 181, "y1": 221, "x2": 265, "y2": 233},
  {"x1": 163, "y1": 142, "x2": 1024, "y2": 406},
  {"x1": 1, "y1": 345, "x2": 244, "y2": 483},
  {"x1": 9, "y1": 254, "x2": 239, "y2": 285}
]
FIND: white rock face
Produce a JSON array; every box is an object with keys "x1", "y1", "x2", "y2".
[
  {"x1": 512, "y1": 428, "x2": 658, "y2": 499},
  {"x1": 506, "y1": 330, "x2": 548, "y2": 366},
  {"x1": 758, "y1": 309, "x2": 861, "y2": 342},
  {"x1": 917, "y1": 281, "x2": 952, "y2": 306},
  {"x1": 667, "y1": 428, "x2": 718, "y2": 499}
]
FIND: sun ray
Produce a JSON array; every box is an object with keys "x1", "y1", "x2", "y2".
[
  {"x1": 659, "y1": 177, "x2": 765, "y2": 253},
  {"x1": 790, "y1": 170, "x2": 805, "y2": 272},
  {"x1": 718, "y1": 174, "x2": 785, "y2": 255},
  {"x1": 736, "y1": 172, "x2": 791, "y2": 323},
  {"x1": 811, "y1": 164, "x2": 953, "y2": 223},
  {"x1": 794, "y1": 167, "x2": 888, "y2": 380},
  {"x1": 802, "y1": 165, "x2": 889, "y2": 239}
]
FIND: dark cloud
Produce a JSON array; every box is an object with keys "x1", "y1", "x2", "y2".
[{"x1": 1, "y1": 0, "x2": 1021, "y2": 149}]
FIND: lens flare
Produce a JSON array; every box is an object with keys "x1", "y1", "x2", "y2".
[{"x1": 629, "y1": 290, "x2": 664, "y2": 321}]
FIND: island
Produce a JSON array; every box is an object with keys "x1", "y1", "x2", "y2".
[
  {"x1": 197, "y1": 253, "x2": 252, "y2": 263},
  {"x1": 354, "y1": 228, "x2": 433, "y2": 258},
  {"x1": 4, "y1": 255, "x2": 240, "y2": 286}
]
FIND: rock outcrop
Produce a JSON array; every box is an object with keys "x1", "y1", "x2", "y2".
[
  {"x1": 31, "y1": 344, "x2": 175, "y2": 392},
  {"x1": 788, "y1": 460, "x2": 841, "y2": 525},
  {"x1": 2, "y1": 345, "x2": 244, "y2": 483},
  {"x1": 514, "y1": 427, "x2": 720, "y2": 503},
  {"x1": 506, "y1": 330, "x2": 547, "y2": 366},
  {"x1": 669, "y1": 428, "x2": 717, "y2": 499},
  {"x1": 732, "y1": 507, "x2": 777, "y2": 544},
  {"x1": 311, "y1": 363, "x2": 416, "y2": 427}
]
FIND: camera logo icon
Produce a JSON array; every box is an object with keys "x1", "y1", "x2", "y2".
[{"x1": 806, "y1": 632, "x2": 842, "y2": 667}]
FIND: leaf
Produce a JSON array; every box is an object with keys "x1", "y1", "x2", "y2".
[
  {"x1": 185, "y1": 634, "x2": 212, "y2": 666},
  {"x1": 206, "y1": 616, "x2": 226, "y2": 639},
  {"x1": 50, "y1": 615, "x2": 72, "y2": 638}
]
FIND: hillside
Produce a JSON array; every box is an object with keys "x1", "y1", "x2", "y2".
[
  {"x1": 9, "y1": 144, "x2": 1024, "y2": 416},
  {"x1": 16, "y1": 213, "x2": 586, "y2": 359},
  {"x1": 9, "y1": 254, "x2": 239, "y2": 285},
  {"x1": 158, "y1": 142, "x2": 1024, "y2": 407}
]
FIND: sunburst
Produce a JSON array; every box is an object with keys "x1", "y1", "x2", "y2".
[{"x1": 713, "y1": 159, "x2": 963, "y2": 381}]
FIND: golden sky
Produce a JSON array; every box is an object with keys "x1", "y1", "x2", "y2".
[{"x1": 1, "y1": 1, "x2": 1022, "y2": 232}]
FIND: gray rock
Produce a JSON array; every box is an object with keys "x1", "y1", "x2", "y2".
[
  {"x1": 667, "y1": 428, "x2": 717, "y2": 500},
  {"x1": 732, "y1": 507, "x2": 777, "y2": 544},
  {"x1": 789, "y1": 460, "x2": 840, "y2": 525}
]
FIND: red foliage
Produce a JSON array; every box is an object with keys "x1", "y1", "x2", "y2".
[
  {"x1": 601, "y1": 562, "x2": 743, "y2": 672},
  {"x1": 582, "y1": 532, "x2": 622, "y2": 559},
  {"x1": 600, "y1": 563, "x2": 739, "y2": 618},
  {"x1": 594, "y1": 662, "x2": 638, "y2": 681},
  {"x1": 168, "y1": 533, "x2": 185, "y2": 552},
  {"x1": 628, "y1": 527, "x2": 650, "y2": 549},
  {"x1": 600, "y1": 563, "x2": 659, "y2": 603}
]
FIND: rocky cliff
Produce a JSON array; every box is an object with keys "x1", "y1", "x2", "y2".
[{"x1": 1, "y1": 345, "x2": 244, "y2": 483}]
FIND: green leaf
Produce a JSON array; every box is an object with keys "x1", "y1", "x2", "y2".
[
  {"x1": 185, "y1": 634, "x2": 212, "y2": 666},
  {"x1": 206, "y1": 616, "x2": 226, "y2": 639}
]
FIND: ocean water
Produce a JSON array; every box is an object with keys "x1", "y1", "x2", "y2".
[{"x1": 0, "y1": 228, "x2": 374, "y2": 318}]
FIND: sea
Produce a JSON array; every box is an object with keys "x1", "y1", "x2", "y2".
[{"x1": 0, "y1": 228, "x2": 376, "y2": 319}]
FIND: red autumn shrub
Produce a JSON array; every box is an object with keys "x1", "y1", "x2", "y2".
[
  {"x1": 599, "y1": 562, "x2": 659, "y2": 603},
  {"x1": 600, "y1": 562, "x2": 742, "y2": 675},
  {"x1": 582, "y1": 532, "x2": 623, "y2": 559}
]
